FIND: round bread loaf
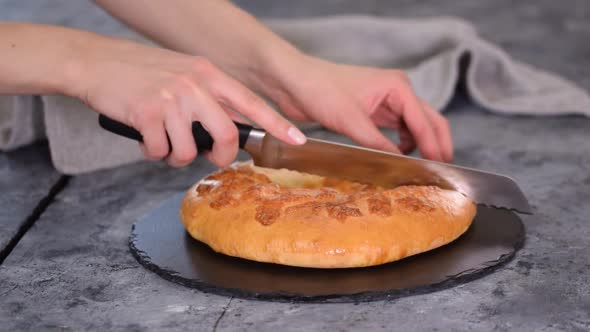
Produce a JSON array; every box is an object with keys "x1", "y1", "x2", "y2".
[{"x1": 180, "y1": 162, "x2": 476, "y2": 268}]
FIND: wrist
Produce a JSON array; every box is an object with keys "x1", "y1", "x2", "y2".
[
  {"x1": 51, "y1": 29, "x2": 98, "y2": 99},
  {"x1": 58, "y1": 31, "x2": 121, "y2": 100},
  {"x1": 58, "y1": 50, "x2": 86, "y2": 99},
  {"x1": 232, "y1": 40, "x2": 307, "y2": 97}
]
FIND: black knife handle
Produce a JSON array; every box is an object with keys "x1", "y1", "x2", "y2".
[{"x1": 98, "y1": 114, "x2": 253, "y2": 151}]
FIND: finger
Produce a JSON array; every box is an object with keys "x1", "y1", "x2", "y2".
[
  {"x1": 178, "y1": 81, "x2": 239, "y2": 167},
  {"x1": 138, "y1": 142, "x2": 148, "y2": 157},
  {"x1": 369, "y1": 104, "x2": 401, "y2": 128},
  {"x1": 223, "y1": 108, "x2": 250, "y2": 124},
  {"x1": 162, "y1": 100, "x2": 198, "y2": 168},
  {"x1": 398, "y1": 124, "x2": 417, "y2": 155},
  {"x1": 136, "y1": 110, "x2": 169, "y2": 161},
  {"x1": 207, "y1": 73, "x2": 306, "y2": 145},
  {"x1": 369, "y1": 109, "x2": 415, "y2": 154},
  {"x1": 387, "y1": 88, "x2": 443, "y2": 161},
  {"x1": 202, "y1": 150, "x2": 218, "y2": 166},
  {"x1": 420, "y1": 101, "x2": 453, "y2": 162},
  {"x1": 280, "y1": 103, "x2": 314, "y2": 123},
  {"x1": 284, "y1": 110, "x2": 313, "y2": 123},
  {"x1": 331, "y1": 105, "x2": 401, "y2": 154}
]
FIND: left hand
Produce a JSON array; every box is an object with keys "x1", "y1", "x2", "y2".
[{"x1": 259, "y1": 55, "x2": 453, "y2": 162}]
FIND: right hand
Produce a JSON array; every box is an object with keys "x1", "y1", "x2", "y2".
[{"x1": 68, "y1": 36, "x2": 306, "y2": 167}]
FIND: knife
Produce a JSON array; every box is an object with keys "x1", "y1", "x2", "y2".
[{"x1": 99, "y1": 115, "x2": 532, "y2": 214}]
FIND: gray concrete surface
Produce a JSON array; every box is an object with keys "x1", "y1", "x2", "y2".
[
  {"x1": 0, "y1": 1, "x2": 589, "y2": 331},
  {"x1": 0, "y1": 143, "x2": 62, "y2": 262}
]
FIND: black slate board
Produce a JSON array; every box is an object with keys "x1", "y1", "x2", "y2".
[{"x1": 129, "y1": 193, "x2": 525, "y2": 303}]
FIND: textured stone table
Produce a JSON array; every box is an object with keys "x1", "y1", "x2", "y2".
[
  {"x1": 1, "y1": 1, "x2": 589, "y2": 331},
  {"x1": 0, "y1": 143, "x2": 65, "y2": 263}
]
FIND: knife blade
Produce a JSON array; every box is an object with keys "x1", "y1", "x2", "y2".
[{"x1": 99, "y1": 115, "x2": 532, "y2": 214}]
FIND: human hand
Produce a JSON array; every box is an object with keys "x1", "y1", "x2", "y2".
[
  {"x1": 87, "y1": 0, "x2": 449, "y2": 162},
  {"x1": 67, "y1": 36, "x2": 306, "y2": 168},
  {"x1": 262, "y1": 56, "x2": 452, "y2": 162}
]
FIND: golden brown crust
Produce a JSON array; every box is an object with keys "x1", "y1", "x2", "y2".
[{"x1": 180, "y1": 162, "x2": 476, "y2": 268}]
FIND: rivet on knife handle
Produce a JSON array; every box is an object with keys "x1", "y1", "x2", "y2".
[{"x1": 98, "y1": 114, "x2": 253, "y2": 151}]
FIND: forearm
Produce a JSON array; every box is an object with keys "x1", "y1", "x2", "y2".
[
  {"x1": 94, "y1": 0, "x2": 302, "y2": 92},
  {"x1": 0, "y1": 23, "x2": 90, "y2": 96}
]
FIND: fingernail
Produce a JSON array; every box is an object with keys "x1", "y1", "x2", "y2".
[{"x1": 288, "y1": 126, "x2": 307, "y2": 145}]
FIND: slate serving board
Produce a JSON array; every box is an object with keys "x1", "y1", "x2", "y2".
[{"x1": 129, "y1": 193, "x2": 525, "y2": 303}]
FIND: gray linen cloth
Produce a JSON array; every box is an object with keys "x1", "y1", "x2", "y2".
[{"x1": 1, "y1": 16, "x2": 589, "y2": 174}]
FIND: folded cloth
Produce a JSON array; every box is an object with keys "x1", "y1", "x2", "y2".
[{"x1": 1, "y1": 16, "x2": 589, "y2": 174}]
